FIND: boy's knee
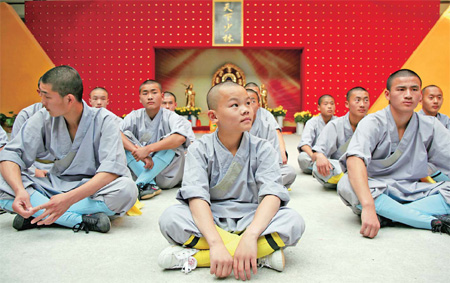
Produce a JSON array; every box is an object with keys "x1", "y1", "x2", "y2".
[
  {"x1": 277, "y1": 208, "x2": 305, "y2": 245},
  {"x1": 156, "y1": 174, "x2": 182, "y2": 189},
  {"x1": 103, "y1": 177, "x2": 138, "y2": 215},
  {"x1": 159, "y1": 204, "x2": 190, "y2": 241}
]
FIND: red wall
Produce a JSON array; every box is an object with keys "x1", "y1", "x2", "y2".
[{"x1": 25, "y1": 0, "x2": 439, "y2": 118}]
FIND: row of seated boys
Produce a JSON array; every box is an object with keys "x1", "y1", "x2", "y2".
[
  {"x1": 297, "y1": 71, "x2": 450, "y2": 239},
  {"x1": 0, "y1": 66, "x2": 302, "y2": 280}
]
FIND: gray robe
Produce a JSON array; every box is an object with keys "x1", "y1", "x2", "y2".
[
  {"x1": 0, "y1": 101, "x2": 137, "y2": 216},
  {"x1": 260, "y1": 107, "x2": 281, "y2": 131},
  {"x1": 418, "y1": 109, "x2": 450, "y2": 130},
  {"x1": 0, "y1": 127, "x2": 7, "y2": 148},
  {"x1": 121, "y1": 107, "x2": 194, "y2": 188},
  {"x1": 297, "y1": 114, "x2": 337, "y2": 173},
  {"x1": 11, "y1": 103, "x2": 43, "y2": 139},
  {"x1": 338, "y1": 106, "x2": 450, "y2": 214},
  {"x1": 250, "y1": 108, "x2": 296, "y2": 188},
  {"x1": 312, "y1": 113, "x2": 353, "y2": 186},
  {"x1": 11, "y1": 102, "x2": 54, "y2": 172},
  {"x1": 159, "y1": 131, "x2": 305, "y2": 246}
]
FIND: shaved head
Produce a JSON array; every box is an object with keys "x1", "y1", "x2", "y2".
[{"x1": 207, "y1": 82, "x2": 244, "y2": 110}]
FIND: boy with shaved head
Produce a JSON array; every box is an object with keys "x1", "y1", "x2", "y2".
[
  {"x1": 158, "y1": 82, "x2": 304, "y2": 280},
  {"x1": 247, "y1": 88, "x2": 296, "y2": 188},
  {"x1": 245, "y1": 82, "x2": 290, "y2": 167},
  {"x1": 418, "y1": 85, "x2": 450, "y2": 182},
  {"x1": 338, "y1": 69, "x2": 450, "y2": 238},
  {"x1": 162, "y1": 91, "x2": 196, "y2": 145},
  {"x1": 312, "y1": 87, "x2": 370, "y2": 189},
  {"x1": 297, "y1": 94, "x2": 337, "y2": 174},
  {"x1": 89, "y1": 87, "x2": 109, "y2": 109},
  {"x1": 121, "y1": 80, "x2": 194, "y2": 200},
  {"x1": 418, "y1": 85, "x2": 449, "y2": 130}
]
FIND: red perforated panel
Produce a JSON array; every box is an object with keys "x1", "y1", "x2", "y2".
[{"x1": 25, "y1": 0, "x2": 439, "y2": 120}]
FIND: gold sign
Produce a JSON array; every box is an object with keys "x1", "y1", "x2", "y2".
[{"x1": 213, "y1": 0, "x2": 243, "y2": 46}]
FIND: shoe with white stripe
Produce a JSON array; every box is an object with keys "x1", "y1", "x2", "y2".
[
  {"x1": 158, "y1": 245, "x2": 198, "y2": 274},
  {"x1": 257, "y1": 248, "x2": 285, "y2": 272}
]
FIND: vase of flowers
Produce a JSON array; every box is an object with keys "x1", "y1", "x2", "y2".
[
  {"x1": 269, "y1": 106, "x2": 287, "y2": 128},
  {"x1": 176, "y1": 107, "x2": 201, "y2": 126},
  {"x1": 294, "y1": 111, "x2": 312, "y2": 135},
  {"x1": 175, "y1": 107, "x2": 189, "y2": 120}
]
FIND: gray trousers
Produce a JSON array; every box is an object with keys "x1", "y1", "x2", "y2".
[
  {"x1": 337, "y1": 173, "x2": 450, "y2": 215},
  {"x1": 0, "y1": 176, "x2": 138, "y2": 217},
  {"x1": 280, "y1": 164, "x2": 297, "y2": 188},
  {"x1": 297, "y1": 152, "x2": 313, "y2": 174},
  {"x1": 312, "y1": 159, "x2": 342, "y2": 189},
  {"x1": 155, "y1": 152, "x2": 185, "y2": 189},
  {"x1": 159, "y1": 203, "x2": 305, "y2": 247}
]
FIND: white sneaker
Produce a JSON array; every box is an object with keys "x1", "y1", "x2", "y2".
[
  {"x1": 158, "y1": 245, "x2": 198, "y2": 274},
  {"x1": 257, "y1": 249, "x2": 285, "y2": 272}
]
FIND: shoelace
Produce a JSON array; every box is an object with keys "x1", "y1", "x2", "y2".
[
  {"x1": 72, "y1": 223, "x2": 90, "y2": 234},
  {"x1": 180, "y1": 258, "x2": 194, "y2": 274},
  {"x1": 174, "y1": 251, "x2": 196, "y2": 274},
  {"x1": 257, "y1": 256, "x2": 268, "y2": 268}
]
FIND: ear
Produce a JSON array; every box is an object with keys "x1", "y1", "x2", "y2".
[
  {"x1": 345, "y1": 100, "x2": 349, "y2": 109},
  {"x1": 66, "y1": 94, "x2": 75, "y2": 104},
  {"x1": 207, "y1": 110, "x2": 218, "y2": 123},
  {"x1": 384, "y1": 89, "x2": 390, "y2": 101}
]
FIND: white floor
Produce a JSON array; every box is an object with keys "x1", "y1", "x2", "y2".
[{"x1": 0, "y1": 134, "x2": 448, "y2": 283}]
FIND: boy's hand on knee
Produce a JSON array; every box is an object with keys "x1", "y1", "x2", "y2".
[
  {"x1": 12, "y1": 190, "x2": 33, "y2": 218},
  {"x1": 31, "y1": 193, "x2": 72, "y2": 226},
  {"x1": 316, "y1": 154, "x2": 331, "y2": 177},
  {"x1": 132, "y1": 144, "x2": 151, "y2": 161},
  {"x1": 233, "y1": 234, "x2": 258, "y2": 281},
  {"x1": 360, "y1": 207, "x2": 380, "y2": 238},
  {"x1": 143, "y1": 157, "x2": 154, "y2": 169},
  {"x1": 209, "y1": 244, "x2": 233, "y2": 278}
]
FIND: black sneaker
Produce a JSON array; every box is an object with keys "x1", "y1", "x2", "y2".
[
  {"x1": 72, "y1": 213, "x2": 111, "y2": 234},
  {"x1": 138, "y1": 183, "x2": 161, "y2": 200},
  {"x1": 13, "y1": 215, "x2": 39, "y2": 231},
  {"x1": 432, "y1": 215, "x2": 450, "y2": 235},
  {"x1": 377, "y1": 215, "x2": 395, "y2": 228}
]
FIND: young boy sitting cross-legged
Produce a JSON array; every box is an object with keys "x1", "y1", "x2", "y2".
[{"x1": 158, "y1": 82, "x2": 305, "y2": 280}]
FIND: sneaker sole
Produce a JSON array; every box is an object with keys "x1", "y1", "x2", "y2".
[
  {"x1": 93, "y1": 213, "x2": 111, "y2": 233},
  {"x1": 140, "y1": 189, "x2": 161, "y2": 200}
]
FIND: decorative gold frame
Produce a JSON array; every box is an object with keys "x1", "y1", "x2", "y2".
[{"x1": 211, "y1": 63, "x2": 246, "y2": 86}]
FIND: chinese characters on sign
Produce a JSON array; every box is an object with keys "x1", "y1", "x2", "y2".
[{"x1": 213, "y1": 0, "x2": 243, "y2": 46}]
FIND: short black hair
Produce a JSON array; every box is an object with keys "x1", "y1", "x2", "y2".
[
  {"x1": 90, "y1": 87, "x2": 109, "y2": 95},
  {"x1": 386, "y1": 69, "x2": 422, "y2": 91},
  {"x1": 37, "y1": 76, "x2": 43, "y2": 88},
  {"x1": 422, "y1": 85, "x2": 441, "y2": 94},
  {"x1": 163, "y1": 91, "x2": 177, "y2": 102},
  {"x1": 246, "y1": 88, "x2": 260, "y2": 103},
  {"x1": 41, "y1": 65, "x2": 83, "y2": 102},
  {"x1": 244, "y1": 82, "x2": 260, "y2": 92},
  {"x1": 346, "y1": 87, "x2": 368, "y2": 101},
  {"x1": 139, "y1": 79, "x2": 162, "y2": 93},
  {"x1": 318, "y1": 94, "x2": 334, "y2": 105}
]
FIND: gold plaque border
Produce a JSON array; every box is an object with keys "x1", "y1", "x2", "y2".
[{"x1": 212, "y1": 0, "x2": 244, "y2": 47}]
